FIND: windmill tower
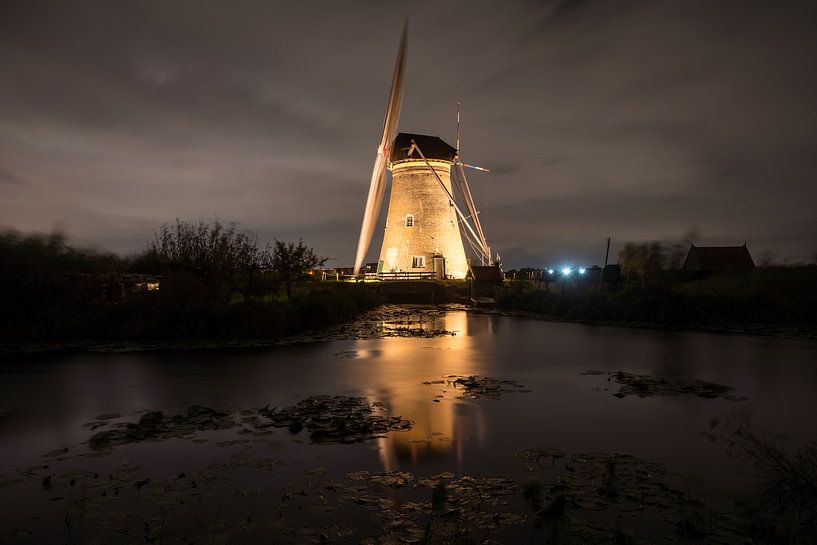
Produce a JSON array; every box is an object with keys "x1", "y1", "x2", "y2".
[
  {"x1": 380, "y1": 133, "x2": 467, "y2": 278},
  {"x1": 353, "y1": 24, "x2": 493, "y2": 280}
]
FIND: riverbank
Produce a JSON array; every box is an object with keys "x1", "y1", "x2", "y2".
[
  {"x1": 6, "y1": 297, "x2": 815, "y2": 356},
  {"x1": 0, "y1": 283, "x2": 385, "y2": 354},
  {"x1": 485, "y1": 306, "x2": 817, "y2": 340},
  {"x1": 0, "y1": 303, "x2": 467, "y2": 355},
  {"x1": 495, "y1": 274, "x2": 817, "y2": 340}
]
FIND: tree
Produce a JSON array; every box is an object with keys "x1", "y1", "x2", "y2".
[
  {"x1": 149, "y1": 219, "x2": 270, "y2": 304},
  {"x1": 272, "y1": 240, "x2": 326, "y2": 299},
  {"x1": 619, "y1": 241, "x2": 665, "y2": 287},
  {"x1": 663, "y1": 228, "x2": 701, "y2": 269},
  {"x1": 0, "y1": 228, "x2": 120, "y2": 308}
]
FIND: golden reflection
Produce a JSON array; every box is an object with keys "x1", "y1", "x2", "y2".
[{"x1": 356, "y1": 311, "x2": 487, "y2": 473}]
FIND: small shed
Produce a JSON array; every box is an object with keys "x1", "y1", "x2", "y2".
[
  {"x1": 682, "y1": 243, "x2": 755, "y2": 272},
  {"x1": 601, "y1": 264, "x2": 622, "y2": 291},
  {"x1": 466, "y1": 265, "x2": 504, "y2": 299}
]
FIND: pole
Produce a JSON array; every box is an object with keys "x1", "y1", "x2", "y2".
[
  {"x1": 600, "y1": 237, "x2": 611, "y2": 291},
  {"x1": 456, "y1": 100, "x2": 461, "y2": 152}
]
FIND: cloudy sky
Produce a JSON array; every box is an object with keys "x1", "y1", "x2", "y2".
[{"x1": 1, "y1": 0, "x2": 815, "y2": 267}]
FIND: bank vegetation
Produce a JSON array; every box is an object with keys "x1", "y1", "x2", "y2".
[
  {"x1": 0, "y1": 222, "x2": 382, "y2": 345},
  {"x1": 499, "y1": 241, "x2": 817, "y2": 337}
]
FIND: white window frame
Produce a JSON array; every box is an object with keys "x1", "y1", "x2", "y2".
[
  {"x1": 405, "y1": 214, "x2": 415, "y2": 228},
  {"x1": 411, "y1": 255, "x2": 425, "y2": 268}
]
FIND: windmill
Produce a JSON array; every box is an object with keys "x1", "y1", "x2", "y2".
[{"x1": 353, "y1": 23, "x2": 494, "y2": 280}]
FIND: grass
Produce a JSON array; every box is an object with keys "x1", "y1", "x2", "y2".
[
  {"x1": 0, "y1": 282, "x2": 383, "y2": 344},
  {"x1": 497, "y1": 266, "x2": 817, "y2": 334},
  {"x1": 709, "y1": 417, "x2": 817, "y2": 543}
]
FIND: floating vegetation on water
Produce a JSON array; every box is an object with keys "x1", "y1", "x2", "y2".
[
  {"x1": 87, "y1": 405, "x2": 235, "y2": 450},
  {"x1": 3, "y1": 390, "x2": 793, "y2": 543},
  {"x1": 516, "y1": 447, "x2": 565, "y2": 471},
  {"x1": 383, "y1": 326, "x2": 456, "y2": 338},
  {"x1": 582, "y1": 370, "x2": 747, "y2": 400},
  {"x1": 1, "y1": 437, "x2": 791, "y2": 545},
  {"x1": 258, "y1": 395, "x2": 413, "y2": 444},
  {"x1": 0, "y1": 473, "x2": 24, "y2": 489},
  {"x1": 610, "y1": 371, "x2": 747, "y2": 400},
  {"x1": 79, "y1": 396, "x2": 413, "y2": 452},
  {"x1": 335, "y1": 470, "x2": 524, "y2": 543},
  {"x1": 424, "y1": 375, "x2": 530, "y2": 400},
  {"x1": 323, "y1": 304, "x2": 465, "y2": 341},
  {"x1": 515, "y1": 449, "x2": 757, "y2": 544},
  {"x1": 561, "y1": 452, "x2": 679, "y2": 511}
]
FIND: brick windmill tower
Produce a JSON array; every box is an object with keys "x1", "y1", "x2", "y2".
[{"x1": 353, "y1": 24, "x2": 493, "y2": 280}]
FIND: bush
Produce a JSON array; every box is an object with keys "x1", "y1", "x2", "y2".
[
  {"x1": 0, "y1": 227, "x2": 383, "y2": 344},
  {"x1": 497, "y1": 267, "x2": 817, "y2": 331}
]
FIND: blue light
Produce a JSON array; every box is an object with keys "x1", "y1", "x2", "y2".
[
  {"x1": 579, "y1": 267, "x2": 586, "y2": 274},
  {"x1": 548, "y1": 269, "x2": 555, "y2": 275},
  {"x1": 561, "y1": 267, "x2": 571, "y2": 276}
]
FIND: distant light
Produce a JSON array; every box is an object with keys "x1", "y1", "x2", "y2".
[
  {"x1": 561, "y1": 267, "x2": 571, "y2": 276},
  {"x1": 579, "y1": 267, "x2": 586, "y2": 275},
  {"x1": 548, "y1": 269, "x2": 555, "y2": 275}
]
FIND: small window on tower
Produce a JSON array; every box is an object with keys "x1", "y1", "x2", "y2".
[
  {"x1": 412, "y1": 256, "x2": 425, "y2": 268},
  {"x1": 405, "y1": 214, "x2": 414, "y2": 227}
]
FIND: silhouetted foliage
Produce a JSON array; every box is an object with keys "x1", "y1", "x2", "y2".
[
  {"x1": 148, "y1": 219, "x2": 271, "y2": 305},
  {"x1": 663, "y1": 228, "x2": 701, "y2": 269},
  {"x1": 0, "y1": 227, "x2": 379, "y2": 345},
  {"x1": 498, "y1": 265, "x2": 817, "y2": 335},
  {"x1": 619, "y1": 241, "x2": 665, "y2": 287},
  {"x1": 709, "y1": 417, "x2": 817, "y2": 541},
  {"x1": 0, "y1": 230, "x2": 123, "y2": 339},
  {"x1": 272, "y1": 239, "x2": 326, "y2": 299}
]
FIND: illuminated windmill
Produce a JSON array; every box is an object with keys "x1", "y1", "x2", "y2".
[{"x1": 353, "y1": 24, "x2": 493, "y2": 279}]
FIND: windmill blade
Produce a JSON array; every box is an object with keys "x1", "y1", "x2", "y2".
[{"x1": 353, "y1": 21, "x2": 408, "y2": 275}]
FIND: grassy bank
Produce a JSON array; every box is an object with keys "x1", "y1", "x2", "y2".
[
  {"x1": 497, "y1": 267, "x2": 817, "y2": 336},
  {"x1": 0, "y1": 227, "x2": 385, "y2": 346},
  {"x1": 0, "y1": 283, "x2": 383, "y2": 344}
]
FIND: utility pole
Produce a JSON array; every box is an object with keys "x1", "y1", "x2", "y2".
[{"x1": 600, "y1": 237, "x2": 611, "y2": 291}]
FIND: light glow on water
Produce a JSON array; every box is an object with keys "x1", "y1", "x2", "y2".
[{"x1": 2, "y1": 310, "x2": 816, "y2": 541}]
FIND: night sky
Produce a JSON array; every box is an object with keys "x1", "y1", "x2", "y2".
[{"x1": 2, "y1": 0, "x2": 816, "y2": 268}]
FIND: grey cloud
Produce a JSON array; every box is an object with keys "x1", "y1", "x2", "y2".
[
  {"x1": 0, "y1": 168, "x2": 23, "y2": 186},
  {"x1": 1, "y1": 0, "x2": 816, "y2": 267}
]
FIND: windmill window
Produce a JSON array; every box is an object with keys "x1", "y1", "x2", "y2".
[
  {"x1": 412, "y1": 256, "x2": 425, "y2": 268},
  {"x1": 405, "y1": 214, "x2": 415, "y2": 227}
]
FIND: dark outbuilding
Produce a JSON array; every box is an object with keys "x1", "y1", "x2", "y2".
[{"x1": 682, "y1": 243, "x2": 755, "y2": 272}]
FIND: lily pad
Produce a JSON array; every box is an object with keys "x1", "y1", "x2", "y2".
[
  {"x1": 584, "y1": 370, "x2": 747, "y2": 400},
  {"x1": 259, "y1": 396, "x2": 414, "y2": 444},
  {"x1": 424, "y1": 375, "x2": 530, "y2": 400},
  {"x1": 88, "y1": 405, "x2": 235, "y2": 450}
]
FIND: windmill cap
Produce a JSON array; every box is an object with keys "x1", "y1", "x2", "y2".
[{"x1": 390, "y1": 133, "x2": 457, "y2": 164}]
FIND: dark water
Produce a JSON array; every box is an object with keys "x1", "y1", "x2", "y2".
[{"x1": 1, "y1": 310, "x2": 816, "y2": 542}]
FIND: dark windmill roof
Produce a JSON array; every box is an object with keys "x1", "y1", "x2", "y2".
[
  {"x1": 390, "y1": 133, "x2": 457, "y2": 164},
  {"x1": 682, "y1": 244, "x2": 756, "y2": 271}
]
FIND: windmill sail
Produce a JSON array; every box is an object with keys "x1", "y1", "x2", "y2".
[
  {"x1": 453, "y1": 161, "x2": 491, "y2": 263},
  {"x1": 353, "y1": 22, "x2": 407, "y2": 275}
]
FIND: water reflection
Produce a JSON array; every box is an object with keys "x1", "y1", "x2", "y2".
[
  {"x1": 360, "y1": 311, "x2": 488, "y2": 473},
  {"x1": 1, "y1": 311, "x2": 816, "y2": 489}
]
